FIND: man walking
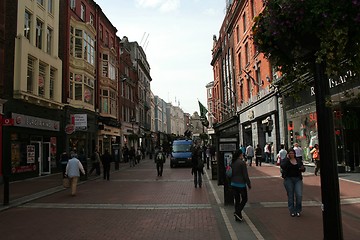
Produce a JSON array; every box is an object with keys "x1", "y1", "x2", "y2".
[
  {"x1": 155, "y1": 147, "x2": 165, "y2": 177},
  {"x1": 101, "y1": 149, "x2": 112, "y2": 180},
  {"x1": 245, "y1": 143, "x2": 254, "y2": 166}
]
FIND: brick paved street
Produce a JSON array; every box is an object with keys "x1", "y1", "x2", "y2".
[{"x1": 1, "y1": 157, "x2": 360, "y2": 240}]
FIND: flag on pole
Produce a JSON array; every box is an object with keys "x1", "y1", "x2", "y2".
[{"x1": 198, "y1": 101, "x2": 208, "y2": 117}]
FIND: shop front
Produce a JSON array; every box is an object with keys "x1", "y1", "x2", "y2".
[
  {"x1": 63, "y1": 106, "x2": 97, "y2": 172},
  {"x1": 2, "y1": 101, "x2": 62, "y2": 181},
  {"x1": 238, "y1": 92, "x2": 281, "y2": 156},
  {"x1": 284, "y1": 74, "x2": 360, "y2": 171}
]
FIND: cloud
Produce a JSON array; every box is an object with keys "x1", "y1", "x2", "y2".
[{"x1": 135, "y1": 0, "x2": 180, "y2": 12}]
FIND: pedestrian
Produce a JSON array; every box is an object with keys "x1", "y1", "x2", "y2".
[
  {"x1": 277, "y1": 144, "x2": 287, "y2": 165},
  {"x1": 129, "y1": 146, "x2": 136, "y2": 167},
  {"x1": 255, "y1": 144, "x2": 262, "y2": 166},
  {"x1": 136, "y1": 148, "x2": 142, "y2": 164},
  {"x1": 280, "y1": 148, "x2": 306, "y2": 217},
  {"x1": 206, "y1": 146, "x2": 211, "y2": 169},
  {"x1": 245, "y1": 143, "x2": 254, "y2": 166},
  {"x1": 60, "y1": 151, "x2": 69, "y2": 178},
  {"x1": 101, "y1": 149, "x2": 112, "y2": 180},
  {"x1": 155, "y1": 147, "x2": 165, "y2": 177},
  {"x1": 230, "y1": 149, "x2": 251, "y2": 221},
  {"x1": 310, "y1": 144, "x2": 320, "y2": 176},
  {"x1": 89, "y1": 148, "x2": 101, "y2": 176},
  {"x1": 123, "y1": 145, "x2": 129, "y2": 163},
  {"x1": 264, "y1": 143, "x2": 271, "y2": 163},
  {"x1": 293, "y1": 143, "x2": 303, "y2": 161},
  {"x1": 191, "y1": 145, "x2": 204, "y2": 188},
  {"x1": 240, "y1": 145, "x2": 246, "y2": 158},
  {"x1": 65, "y1": 151, "x2": 85, "y2": 196}
]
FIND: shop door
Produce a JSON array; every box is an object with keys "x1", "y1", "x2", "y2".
[
  {"x1": 41, "y1": 142, "x2": 51, "y2": 175},
  {"x1": 30, "y1": 141, "x2": 41, "y2": 176},
  {"x1": 30, "y1": 141, "x2": 51, "y2": 175}
]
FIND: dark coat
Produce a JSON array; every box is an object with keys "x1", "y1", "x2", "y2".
[{"x1": 101, "y1": 151, "x2": 112, "y2": 166}]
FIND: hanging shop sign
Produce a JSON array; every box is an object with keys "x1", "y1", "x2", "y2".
[{"x1": 71, "y1": 114, "x2": 87, "y2": 131}]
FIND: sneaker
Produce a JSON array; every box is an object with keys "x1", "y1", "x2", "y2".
[
  {"x1": 234, "y1": 213, "x2": 243, "y2": 221},
  {"x1": 291, "y1": 213, "x2": 296, "y2": 217},
  {"x1": 296, "y1": 212, "x2": 301, "y2": 217}
]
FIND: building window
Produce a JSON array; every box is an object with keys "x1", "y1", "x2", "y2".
[
  {"x1": 36, "y1": 18, "x2": 43, "y2": 49},
  {"x1": 89, "y1": 13, "x2": 94, "y2": 26},
  {"x1": 236, "y1": 25, "x2": 240, "y2": 43},
  {"x1": 24, "y1": 11, "x2": 32, "y2": 41},
  {"x1": 101, "y1": 89, "x2": 109, "y2": 113},
  {"x1": 238, "y1": 52, "x2": 242, "y2": 71},
  {"x1": 247, "y1": 78, "x2": 251, "y2": 98},
  {"x1": 80, "y1": 3, "x2": 86, "y2": 21},
  {"x1": 48, "y1": 0, "x2": 53, "y2": 14},
  {"x1": 255, "y1": 67, "x2": 261, "y2": 93},
  {"x1": 46, "y1": 27, "x2": 52, "y2": 54},
  {"x1": 38, "y1": 62, "x2": 46, "y2": 97},
  {"x1": 74, "y1": 29, "x2": 82, "y2": 58},
  {"x1": 37, "y1": 0, "x2": 44, "y2": 6},
  {"x1": 27, "y1": 56, "x2": 35, "y2": 93},
  {"x1": 250, "y1": 0, "x2": 255, "y2": 19},
  {"x1": 102, "y1": 53, "x2": 108, "y2": 77},
  {"x1": 245, "y1": 43, "x2": 249, "y2": 65},
  {"x1": 105, "y1": 31, "x2": 109, "y2": 46},
  {"x1": 74, "y1": 74, "x2": 82, "y2": 100},
  {"x1": 69, "y1": 72, "x2": 94, "y2": 104},
  {"x1": 243, "y1": 13, "x2": 247, "y2": 32},
  {"x1": 109, "y1": 55, "x2": 116, "y2": 80},
  {"x1": 83, "y1": 31, "x2": 95, "y2": 65},
  {"x1": 99, "y1": 24, "x2": 103, "y2": 40},
  {"x1": 50, "y1": 67, "x2": 55, "y2": 99}
]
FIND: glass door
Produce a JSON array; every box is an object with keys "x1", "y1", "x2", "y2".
[
  {"x1": 42, "y1": 142, "x2": 51, "y2": 174},
  {"x1": 30, "y1": 141, "x2": 41, "y2": 176}
]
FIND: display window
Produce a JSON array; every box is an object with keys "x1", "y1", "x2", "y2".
[{"x1": 287, "y1": 104, "x2": 318, "y2": 161}]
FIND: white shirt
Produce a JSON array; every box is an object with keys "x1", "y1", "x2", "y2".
[{"x1": 294, "y1": 146, "x2": 303, "y2": 158}]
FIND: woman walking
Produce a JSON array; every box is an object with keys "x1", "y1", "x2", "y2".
[
  {"x1": 280, "y1": 149, "x2": 306, "y2": 217},
  {"x1": 230, "y1": 150, "x2": 251, "y2": 221}
]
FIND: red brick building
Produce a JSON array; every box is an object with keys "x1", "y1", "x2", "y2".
[{"x1": 211, "y1": 0, "x2": 281, "y2": 151}]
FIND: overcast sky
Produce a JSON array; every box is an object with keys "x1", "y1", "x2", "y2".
[{"x1": 99, "y1": 0, "x2": 225, "y2": 114}]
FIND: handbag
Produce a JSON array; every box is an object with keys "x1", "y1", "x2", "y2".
[{"x1": 63, "y1": 177, "x2": 70, "y2": 188}]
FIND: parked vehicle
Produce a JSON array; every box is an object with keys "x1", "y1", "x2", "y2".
[{"x1": 170, "y1": 140, "x2": 193, "y2": 168}]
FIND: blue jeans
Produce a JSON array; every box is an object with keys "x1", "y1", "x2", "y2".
[
  {"x1": 193, "y1": 170, "x2": 202, "y2": 187},
  {"x1": 283, "y1": 177, "x2": 303, "y2": 214}
]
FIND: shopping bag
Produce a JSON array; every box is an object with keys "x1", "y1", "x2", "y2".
[{"x1": 63, "y1": 177, "x2": 70, "y2": 188}]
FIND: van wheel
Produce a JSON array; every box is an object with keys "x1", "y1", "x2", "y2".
[{"x1": 170, "y1": 163, "x2": 174, "y2": 168}]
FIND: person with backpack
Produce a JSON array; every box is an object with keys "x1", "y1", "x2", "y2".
[
  {"x1": 191, "y1": 145, "x2": 204, "y2": 188},
  {"x1": 155, "y1": 147, "x2": 165, "y2": 177}
]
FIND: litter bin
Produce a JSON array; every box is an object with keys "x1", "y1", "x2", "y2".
[{"x1": 211, "y1": 159, "x2": 217, "y2": 180}]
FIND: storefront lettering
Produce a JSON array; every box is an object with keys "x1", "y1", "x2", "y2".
[{"x1": 310, "y1": 70, "x2": 355, "y2": 95}]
